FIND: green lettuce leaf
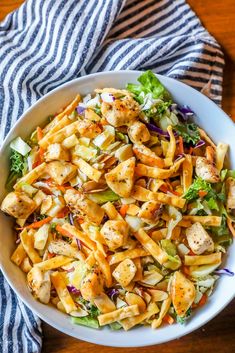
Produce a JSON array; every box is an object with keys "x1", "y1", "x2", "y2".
[
  {"x1": 87, "y1": 189, "x2": 120, "y2": 204},
  {"x1": 183, "y1": 178, "x2": 216, "y2": 201},
  {"x1": 71, "y1": 316, "x2": 100, "y2": 329},
  {"x1": 126, "y1": 70, "x2": 171, "y2": 103},
  {"x1": 5, "y1": 149, "x2": 28, "y2": 191},
  {"x1": 174, "y1": 123, "x2": 200, "y2": 145}
]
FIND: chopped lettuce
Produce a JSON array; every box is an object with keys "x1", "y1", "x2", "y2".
[
  {"x1": 174, "y1": 123, "x2": 200, "y2": 145},
  {"x1": 109, "y1": 322, "x2": 122, "y2": 330},
  {"x1": 221, "y1": 169, "x2": 235, "y2": 181},
  {"x1": 71, "y1": 316, "x2": 100, "y2": 329},
  {"x1": 87, "y1": 189, "x2": 120, "y2": 204},
  {"x1": 127, "y1": 70, "x2": 171, "y2": 103},
  {"x1": 206, "y1": 198, "x2": 219, "y2": 211},
  {"x1": 176, "y1": 308, "x2": 192, "y2": 325},
  {"x1": 183, "y1": 177, "x2": 216, "y2": 201},
  {"x1": 10, "y1": 137, "x2": 31, "y2": 156},
  {"x1": 5, "y1": 149, "x2": 28, "y2": 190},
  {"x1": 161, "y1": 239, "x2": 177, "y2": 256}
]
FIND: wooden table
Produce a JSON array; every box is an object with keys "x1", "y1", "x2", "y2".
[{"x1": 1, "y1": 1, "x2": 235, "y2": 352}]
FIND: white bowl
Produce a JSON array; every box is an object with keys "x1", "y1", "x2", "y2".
[{"x1": 0, "y1": 71, "x2": 235, "y2": 347}]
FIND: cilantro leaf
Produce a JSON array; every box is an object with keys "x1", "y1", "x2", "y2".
[{"x1": 174, "y1": 123, "x2": 200, "y2": 145}]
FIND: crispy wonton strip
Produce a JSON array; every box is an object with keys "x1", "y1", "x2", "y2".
[
  {"x1": 98, "y1": 304, "x2": 139, "y2": 326},
  {"x1": 131, "y1": 185, "x2": 186, "y2": 208},
  {"x1": 134, "y1": 229, "x2": 168, "y2": 265},
  {"x1": 182, "y1": 215, "x2": 221, "y2": 226},
  {"x1": 94, "y1": 293, "x2": 116, "y2": 313},
  {"x1": 152, "y1": 191, "x2": 186, "y2": 209},
  {"x1": 135, "y1": 158, "x2": 185, "y2": 180},
  {"x1": 94, "y1": 250, "x2": 112, "y2": 288},
  {"x1": 101, "y1": 202, "x2": 124, "y2": 221},
  {"x1": 11, "y1": 243, "x2": 27, "y2": 266},
  {"x1": 133, "y1": 258, "x2": 143, "y2": 282},
  {"x1": 43, "y1": 94, "x2": 81, "y2": 134},
  {"x1": 161, "y1": 213, "x2": 191, "y2": 227},
  {"x1": 184, "y1": 252, "x2": 222, "y2": 266},
  {"x1": 108, "y1": 248, "x2": 149, "y2": 265},
  {"x1": 151, "y1": 297, "x2": 171, "y2": 329},
  {"x1": 20, "y1": 229, "x2": 41, "y2": 264},
  {"x1": 40, "y1": 121, "x2": 81, "y2": 148},
  {"x1": 62, "y1": 223, "x2": 97, "y2": 250},
  {"x1": 164, "y1": 126, "x2": 176, "y2": 167},
  {"x1": 148, "y1": 289, "x2": 168, "y2": 302},
  {"x1": 216, "y1": 142, "x2": 229, "y2": 172},
  {"x1": 227, "y1": 218, "x2": 235, "y2": 237},
  {"x1": 74, "y1": 158, "x2": 102, "y2": 182},
  {"x1": 35, "y1": 255, "x2": 73, "y2": 271},
  {"x1": 198, "y1": 128, "x2": 216, "y2": 149},
  {"x1": 182, "y1": 154, "x2": 193, "y2": 192},
  {"x1": 40, "y1": 115, "x2": 72, "y2": 145},
  {"x1": 14, "y1": 163, "x2": 46, "y2": 190},
  {"x1": 51, "y1": 271, "x2": 77, "y2": 313},
  {"x1": 121, "y1": 302, "x2": 159, "y2": 331}
]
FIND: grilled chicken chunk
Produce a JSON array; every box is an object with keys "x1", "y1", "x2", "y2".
[
  {"x1": 27, "y1": 267, "x2": 51, "y2": 304},
  {"x1": 128, "y1": 121, "x2": 150, "y2": 144},
  {"x1": 45, "y1": 143, "x2": 70, "y2": 162},
  {"x1": 64, "y1": 188, "x2": 104, "y2": 225},
  {"x1": 186, "y1": 222, "x2": 214, "y2": 255},
  {"x1": 101, "y1": 96, "x2": 140, "y2": 127},
  {"x1": 195, "y1": 157, "x2": 220, "y2": 183},
  {"x1": 46, "y1": 161, "x2": 77, "y2": 185},
  {"x1": 1, "y1": 191, "x2": 36, "y2": 219}
]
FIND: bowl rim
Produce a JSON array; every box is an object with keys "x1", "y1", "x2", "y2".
[{"x1": 0, "y1": 70, "x2": 235, "y2": 347}]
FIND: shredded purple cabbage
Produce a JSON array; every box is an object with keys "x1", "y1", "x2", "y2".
[
  {"x1": 101, "y1": 93, "x2": 115, "y2": 103},
  {"x1": 177, "y1": 105, "x2": 194, "y2": 121},
  {"x1": 106, "y1": 288, "x2": 119, "y2": 300},
  {"x1": 175, "y1": 154, "x2": 185, "y2": 162},
  {"x1": 65, "y1": 266, "x2": 75, "y2": 273},
  {"x1": 76, "y1": 104, "x2": 85, "y2": 115},
  {"x1": 69, "y1": 213, "x2": 74, "y2": 225},
  {"x1": 194, "y1": 139, "x2": 206, "y2": 149},
  {"x1": 214, "y1": 268, "x2": 234, "y2": 277},
  {"x1": 146, "y1": 123, "x2": 178, "y2": 138},
  {"x1": 67, "y1": 285, "x2": 81, "y2": 295},
  {"x1": 76, "y1": 238, "x2": 82, "y2": 251}
]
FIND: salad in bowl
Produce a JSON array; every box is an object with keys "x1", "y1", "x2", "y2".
[{"x1": 1, "y1": 70, "x2": 234, "y2": 332}]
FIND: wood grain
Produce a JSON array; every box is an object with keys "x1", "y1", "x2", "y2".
[{"x1": 0, "y1": 1, "x2": 235, "y2": 352}]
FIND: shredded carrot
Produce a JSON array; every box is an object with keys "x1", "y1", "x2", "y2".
[
  {"x1": 163, "y1": 314, "x2": 174, "y2": 325},
  {"x1": 24, "y1": 216, "x2": 52, "y2": 229},
  {"x1": 56, "y1": 225, "x2": 73, "y2": 238},
  {"x1": 227, "y1": 218, "x2": 235, "y2": 237},
  {"x1": 182, "y1": 266, "x2": 190, "y2": 275},
  {"x1": 48, "y1": 252, "x2": 55, "y2": 259},
  {"x1": 119, "y1": 204, "x2": 129, "y2": 217},
  {"x1": 56, "y1": 207, "x2": 69, "y2": 218},
  {"x1": 159, "y1": 184, "x2": 180, "y2": 196},
  {"x1": 198, "y1": 190, "x2": 208, "y2": 198},
  {"x1": 198, "y1": 294, "x2": 207, "y2": 307},
  {"x1": 189, "y1": 147, "x2": 194, "y2": 155},
  {"x1": 37, "y1": 126, "x2": 44, "y2": 141},
  {"x1": 77, "y1": 217, "x2": 84, "y2": 224},
  {"x1": 39, "y1": 147, "x2": 45, "y2": 160},
  {"x1": 178, "y1": 136, "x2": 184, "y2": 154}
]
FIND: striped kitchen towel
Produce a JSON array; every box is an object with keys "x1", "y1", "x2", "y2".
[{"x1": 0, "y1": 0, "x2": 224, "y2": 352}]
